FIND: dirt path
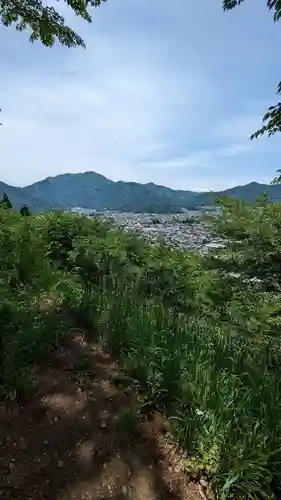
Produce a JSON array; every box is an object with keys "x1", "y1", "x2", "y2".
[{"x1": 0, "y1": 331, "x2": 203, "y2": 500}]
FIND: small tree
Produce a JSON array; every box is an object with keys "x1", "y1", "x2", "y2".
[
  {"x1": 206, "y1": 195, "x2": 281, "y2": 292},
  {"x1": 0, "y1": 192, "x2": 12, "y2": 209},
  {"x1": 20, "y1": 205, "x2": 31, "y2": 217}
]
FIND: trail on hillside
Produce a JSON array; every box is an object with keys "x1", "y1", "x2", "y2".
[{"x1": 0, "y1": 331, "x2": 203, "y2": 500}]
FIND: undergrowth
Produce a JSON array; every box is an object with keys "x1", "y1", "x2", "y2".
[{"x1": 1, "y1": 200, "x2": 281, "y2": 499}]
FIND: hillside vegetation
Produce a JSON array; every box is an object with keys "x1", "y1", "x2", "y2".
[
  {"x1": 2, "y1": 172, "x2": 281, "y2": 213},
  {"x1": 1, "y1": 194, "x2": 281, "y2": 499}
]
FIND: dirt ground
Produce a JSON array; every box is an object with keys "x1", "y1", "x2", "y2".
[{"x1": 0, "y1": 330, "x2": 204, "y2": 500}]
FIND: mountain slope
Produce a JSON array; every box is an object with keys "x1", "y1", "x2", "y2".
[
  {"x1": 21, "y1": 172, "x2": 197, "y2": 213},
  {"x1": 193, "y1": 181, "x2": 281, "y2": 206},
  {"x1": 1, "y1": 171, "x2": 281, "y2": 213},
  {"x1": 0, "y1": 181, "x2": 53, "y2": 212}
]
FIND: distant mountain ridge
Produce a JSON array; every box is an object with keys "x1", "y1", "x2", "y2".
[{"x1": 0, "y1": 172, "x2": 280, "y2": 213}]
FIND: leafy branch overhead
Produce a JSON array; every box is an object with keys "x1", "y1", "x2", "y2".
[
  {"x1": 0, "y1": 0, "x2": 107, "y2": 47},
  {"x1": 223, "y1": 0, "x2": 281, "y2": 138}
]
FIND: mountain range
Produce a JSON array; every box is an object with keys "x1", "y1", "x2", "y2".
[{"x1": 1, "y1": 171, "x2": 281, "y2": 213}]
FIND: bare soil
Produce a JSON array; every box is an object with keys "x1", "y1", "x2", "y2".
[{"x1": 0, "y1": 330, "x2": 203, "y2": 500}]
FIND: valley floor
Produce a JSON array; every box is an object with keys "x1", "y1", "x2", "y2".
[{"x1": 0, "y1": 330, "x2": 202, "y2": 500}]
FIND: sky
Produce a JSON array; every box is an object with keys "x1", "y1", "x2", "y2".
[{"x1": 0, "y1": 0, "x2": 280, "y2": 191}]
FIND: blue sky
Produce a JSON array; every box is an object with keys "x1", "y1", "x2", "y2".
[{"x1": 0, "y1": 0, "x2": 280, "y2": 191}]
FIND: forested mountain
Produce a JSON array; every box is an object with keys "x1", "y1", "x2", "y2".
[{"x1": 1, "y1": 172, "x2": 280, "y2": 213}]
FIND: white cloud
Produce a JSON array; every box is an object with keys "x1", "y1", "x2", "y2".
[
  {"x1": 216, "y1": 115, "x2": 260, "y2": 141},
  {"x1": 145, "y1": 140, "x2": 254, "y2": 171},
  {"x1": 0, "y1": 0, "x2": 279, "y2": 192},
  {"x1": 0, "y1": 31, "x2": 212, "y2": 186},
  {"x1": 220, "y1": 142, "x2": 253, "y2": 156}
]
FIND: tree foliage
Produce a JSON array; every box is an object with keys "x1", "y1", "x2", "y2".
[
  {"x1": 0, "y1": 192, "x2": 12, "y2": 209},
  {"x1": 20, "y1": 204, "x2": 31, "y2": 216},
  {"x1": 206, "y1": 195, "x2": 281, "y2": 293},
  {"x1": 0, "y1": 0, "x2": 107, "y2": 47},
  {"x1": 223, "y1": 0, "x2": 281, "y2": 138}
]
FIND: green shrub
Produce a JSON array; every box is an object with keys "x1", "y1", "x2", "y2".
[{"x1": 0, "y1": 208, "x2": 65, "y2": 399}]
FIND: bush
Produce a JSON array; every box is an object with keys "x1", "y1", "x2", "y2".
[{"x1": 0, "y1": 209, "x2": 65, "y2": 399}]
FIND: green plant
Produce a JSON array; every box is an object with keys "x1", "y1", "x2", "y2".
[
  {"x1": 0, "y1": 0, "x2": 106, "y2": 48},
  {"x1": 114, "y1": 407, "x2": 141, "y2": 440},
  {"x1": 2, "y1": 200, "x2": 281, "y2": 499},
  {"x1": 223, "y1": 0, "x2": 281, "y2": 140},
  {"x1": 20, "y1": 205, "x2": 31, "y2": 216},
  {"x1": 0, "y1": 208, "x2": 65, "y2": 399},
  {"x1": 62, "y1": 201, "x2": 281, "y2": 499}
]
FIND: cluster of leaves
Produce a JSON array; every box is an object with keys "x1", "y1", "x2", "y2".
[
  {"x1": 206, "y1": 195, "x2": 281, "y2": 293},
  {"x1": 0, "y1": 0, "x2": 108, "y2": 123},
  {"x1": 0, "y1": 0, "x2": 107, "y2": 47},
  {"x1": 223, "y1": 0, "x2": 281, "y2": 139}
]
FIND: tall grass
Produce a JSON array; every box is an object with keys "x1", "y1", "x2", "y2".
[
  {"x1": 96, "y1": 282, "x2": 281, "y2": 499},
  {"x1": 66, "y1": 212, "x2": 281, "y2": 499},
  {"x1": 0, "y1": 209, "x2": 67, "y2": 399},
  {"x1": 1, "y1": 207, "x2": 281, "y2": 498}
]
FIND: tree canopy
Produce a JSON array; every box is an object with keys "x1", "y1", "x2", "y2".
[
  {"x1": 223, "y1": 0, "x2": 281, "y2": 139},
  {"x1": 0, "y1": 0, "x2": 107, "y2": 48}
]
